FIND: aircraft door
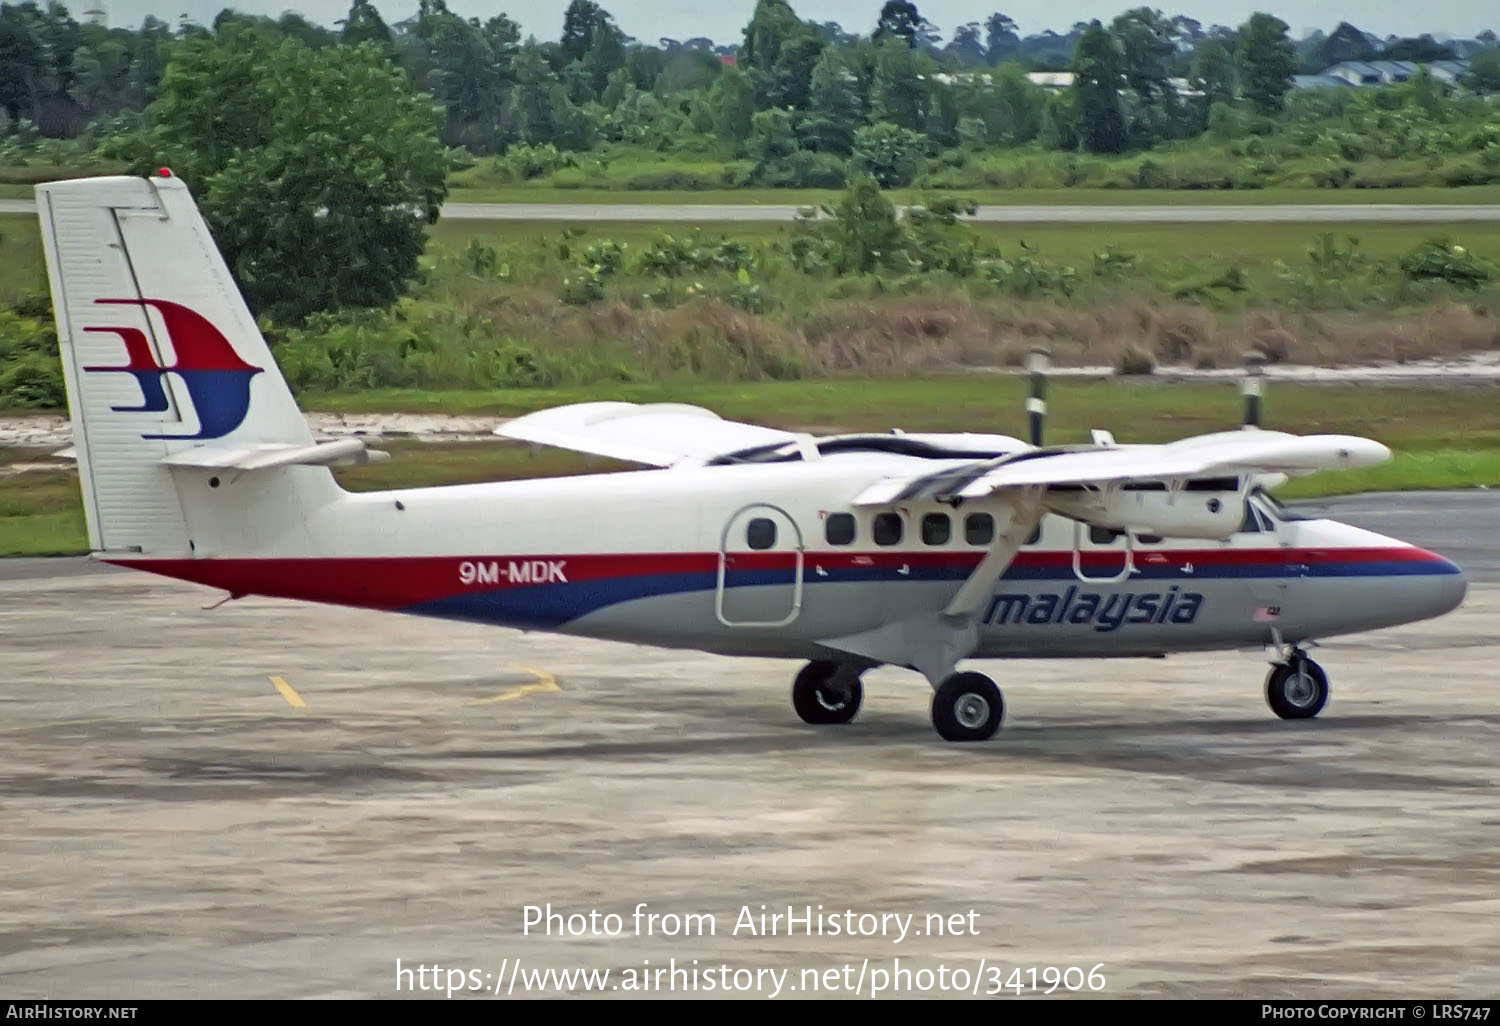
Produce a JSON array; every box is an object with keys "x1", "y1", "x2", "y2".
[{"x1": 717, "y1": 504, "x2": 804, "y2": 627}]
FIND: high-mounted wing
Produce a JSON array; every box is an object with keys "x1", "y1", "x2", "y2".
[
  {"x1": 854, "y1": 430, "x2": 1389, "y2": 506},
  {"x1": 817, "y1": 429, "x2": 1392, "y2": 668},
  {"x1": 494, "y1": 402, "x2": 808, "y2": 468}
]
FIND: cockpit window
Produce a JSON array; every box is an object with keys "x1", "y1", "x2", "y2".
[{"x1": 1251, "y1": 487, "x2": 1312, "y2": 523}]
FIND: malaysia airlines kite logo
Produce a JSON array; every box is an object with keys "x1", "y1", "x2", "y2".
[{"x1": 83, "y1": 299, "x2": 262, "y2": 440}]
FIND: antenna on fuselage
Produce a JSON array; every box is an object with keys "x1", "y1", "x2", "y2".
[
  {"x1": 1242, "y1": 350, "x2": 1267, "y2": 430},
  {"x1": 1026, "y1": 344, "x2": 1050, "y2": 446}
]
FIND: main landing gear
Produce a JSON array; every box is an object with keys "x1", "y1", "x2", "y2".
[
  {"x1": 790, "y1": 662, "x2": 1005, "y2": 742},
  {"x1": 1265, "y1": 652, "x2": 1329, "y2": 720},
  {"x1": 931, "y1": 672, "x2": 1004, "y2": 742},
  {"x1": 791, "y1": 660, "x2": 863, "y2": 725}
]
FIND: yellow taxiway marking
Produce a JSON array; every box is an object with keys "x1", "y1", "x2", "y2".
[
  {"x1": 269, "y1": 675, "x2": 308, "y2": 709},
  {"x1": 471, "y1": 665, "x2": 561, "y2": 706}
]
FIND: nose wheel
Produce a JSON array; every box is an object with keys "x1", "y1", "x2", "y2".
[
  {"x1": 792, "y1": 660, "x2": 863, "y2": 725},
  {"x1": 1265, "y1": 655, "x2": 1329, "y2": 720}
]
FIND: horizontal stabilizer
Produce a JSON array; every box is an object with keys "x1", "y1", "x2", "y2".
[{"x1": 161, "y1": 436, "x2": 389, "y2": 471}]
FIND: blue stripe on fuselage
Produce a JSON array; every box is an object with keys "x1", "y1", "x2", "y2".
[{"x1": 400, "y1": 556, "x2": 1458, "y2": 631}]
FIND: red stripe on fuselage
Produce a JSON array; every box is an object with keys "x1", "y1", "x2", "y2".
[{"x1": 108, "y1": 546, "x2": 1441, "y2": 612}]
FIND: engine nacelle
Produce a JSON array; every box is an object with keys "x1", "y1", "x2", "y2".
[{"x1": 1044, "y1": 482, "x2": 1246, "y2": 539}]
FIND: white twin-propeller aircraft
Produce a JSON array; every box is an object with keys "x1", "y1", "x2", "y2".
[{"x1": 35, "y1": 173, "x2": 1467, "y2": 741}]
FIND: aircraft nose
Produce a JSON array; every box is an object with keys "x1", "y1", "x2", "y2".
[{"x1": 1411, "y1": 547, "x2": 1467, "y2": 619}]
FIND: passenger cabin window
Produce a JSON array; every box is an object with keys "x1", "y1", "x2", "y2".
[
  {"x1": 1136, "y1": 533, "x2": 1163, "y2": 545},
  {"x1": 921, "y1": 513, "x2": 951, "y2": 546},
  {"x1": 825, "y1": 512, "x2": 855, "y2": 546},
  {"x1": 746, "y1": 517, "x2": 776, "y2": 550},
  {"x1": 965, "y1": 513, "x2": 994, "y2": 546},
  {"x1": 1239, "y1": 505, "x2": 1264, "y2": 533},
  {"x1": 873, "y1": 512, "x2": 903, "y2": 546},
  {"x1": 1089, "y1": 525, "x2": 1123, "y2": 545}
]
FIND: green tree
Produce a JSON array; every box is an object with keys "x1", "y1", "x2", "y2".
[
  {"x1": 1039, "y1": 89, "x2": 1077, "y2": 150},
  {"x1": 873, "y1": 1, "x2": 923, "y2": 49},
  {"x1": 400, "y1": 0, "x2": 517, "y2": 152},
  {"x1": 123, "y1": 28, "x2": 448, "y2": 323},
  {"x1": 826, "y1": 171, "x2": 906, "y2": 272},
  {"x1": 984, "y1": 12, "x2": 1019, "y2": 63},
  {"x1": 1190, "y1": 37, "x2": 1235, "y2": 109},
  {"x1": 504, "y1": 45, "x2": 564, "y2": 144},
  {"x1": 871, "y1": 38, "x2": 927, "y2": 130},
  {"x1": 748, "y1": 107, "x2": 797, "y2": 166},
  {"x1": 1070, "y1": 20, "x2": 1128, "y2": 153},
  {"x1": 1235, "y1": 12, "x2": 1296, "y2": 114},
  {"x1": 1319, "y1": 21, "x2": 1374, "y2": 67},
  {"x1": 983, "y1": 62, "x2": 1047, "y2": 143},
  {"x1": 560, "y1": 0, "x2": 605, "y2": 65},
  {"x1": 0, "y1": 1, "x2": 84, "y2": 135},
  {"x1": 851, "y1": 121, "x2": 925, "y2": 187},
  {"x1": 1111, "y1": 7, "x2": 1184, "y2": 145},
  {"x1": 68, "y1": 35, "x2": 131, "y2": 117},
  {"x1": 924, "y1": 79, "x2": 960, "y2": 147},
  {"x1": 0, "y1": 7, "x2": 45, "y2": 130},
  {"x1": 945, "y1": 22, "x2": 985, "y2": 66},
  {"x1": 339, "y1": 0, "x2": 391, "y2": 48},
  {"x1": 656, "y1": 48, "x2": 721, "y2": 93},
  {"x1": 1463, "y1": 50, "x2": 1500, "y2": 96},
  {"x1": 800, "y1": 46, "x2": 862, "y2": 154},
  {"x1": 579, "y1": 8, "x2": 627, "y2": 97},
  {"x1": 129, "y1": 15, "x2": 173, "y2": 106},
  {"x1": 741, "y1": 0, "x2": 825, "y2": 110},
  {"x1": 708, "y1": 66, "x2": 755, "y2": 150},
  {"x1": 275, "y1": 12, "x2": 336, "y2": 49}
]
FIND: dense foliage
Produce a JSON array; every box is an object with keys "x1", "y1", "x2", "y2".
[
  {"x1": 6, "y1": 171, "x2": 1500, "y2": 407},
  {"x1": 2, "y1": 1, "x2": 1496, "y2": 177},
  {"x1": 96, "y1": 26, "x2": 449, "y2": 323},
  {"x1": 2, "y1": 1, "x2": 1500, "y2": 407}
]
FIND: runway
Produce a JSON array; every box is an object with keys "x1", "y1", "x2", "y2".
[
  {"x1": 1, "y1": 493, "x2": 1497, "y2": 998},
  {"x1": 4, "y1": 197, "x2": 1500, "y2": 223}
]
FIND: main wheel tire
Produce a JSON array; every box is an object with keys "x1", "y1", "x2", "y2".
[
  {"x1": 792, "y1": 660, "x2": 862, "y2": 725},
  {"x1": 931, "y1": 671, "x2": 1004, "y2": 742},
  {"x1": 1265, "y1": 658, "x2": 1329, "y2": 720}
]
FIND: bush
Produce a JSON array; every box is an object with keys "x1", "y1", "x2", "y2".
[
  {"x1": 753, "y1": 150, "x2": 848, "y2": 189},
  {"x1": 560, "y1": 265, "x2": 608, "y2": 305},
  {"x1": 1092, "y1": 245, "x2": 1138, "y2": 278},
  {"x1": 1398, "y1": 239, "x2": 1496, "y2": 287},
  {"x1": 1134, "y1": 158, "x2": 1169, "y2": 189},
  {"x1": 978, "y1": 244, "x2": 1077, "y2": 297},
  {"x1": 496, "y1": 143, "x2": 578, "y2": 182},
  {"x1": 623, "y1": 168, "x2": 723, "y2": 190},
  {"x1": 463, "y1": 239, "x2": 501, "y2": 277},
  {"x1": 638, "y1": 231, "x2": 755, "y2": 277},
  {"x1": 0, "y1": 307, "x2": 64, "y2": 409}
]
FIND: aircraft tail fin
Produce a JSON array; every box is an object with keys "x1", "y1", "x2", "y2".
[{"x1": 36, "y1": 172, "x2": 335, "y2": 558}]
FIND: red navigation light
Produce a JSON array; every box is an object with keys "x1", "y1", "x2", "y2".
[{"x1": 158, "y1": 167, "x2": 172, "y2": 177}]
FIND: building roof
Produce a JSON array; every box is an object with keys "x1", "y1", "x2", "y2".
[
  {"x1": 1320, "y1": 58, "x2": 1470, "y2": 86},
  {"x1": 1293, "y1": 74, "x2": 1350, "y2": 89}
]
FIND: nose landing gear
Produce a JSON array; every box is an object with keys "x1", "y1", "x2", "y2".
[{"x1": 1265, "y1": 652, "x2": 1329, "y2": 720}]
